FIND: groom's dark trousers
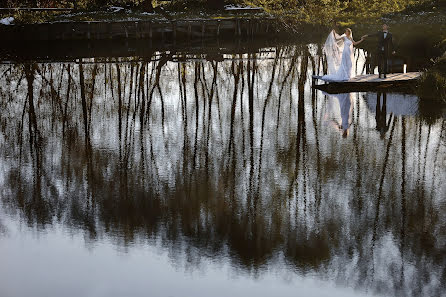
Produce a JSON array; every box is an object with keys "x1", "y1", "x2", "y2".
[{"x1": 377, "y1": 49, "x2": 388, "y2": 78}]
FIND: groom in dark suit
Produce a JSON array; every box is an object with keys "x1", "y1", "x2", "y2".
[{"x1": 363, "y1": 24, "x2": 396, "y2": 78}]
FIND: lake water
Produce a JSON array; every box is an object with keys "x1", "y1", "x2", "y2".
[{"x1": 0, "y1": 42, "x2": 445, "y2": 297}]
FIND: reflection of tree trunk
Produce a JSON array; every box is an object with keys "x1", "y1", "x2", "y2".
[
  {"x1": 147, "y1": 54, "x2": 170, "y2": 126},
  {"x1": 205, "y1": 62, "x2": 218, "y2": 177},
  {"x1": 79, "y1": 60, "x2": 89, "y2": 145},
  {"x1": 18, "y1": 93, "x2": 28, "y2": 161},
  {"x1": 193, "y1": 62, "x2": 200, "y2": 174},
  {"x1": 24, "y1": 63, "x2": 43, "y2": 214},
  {"x1": 353, "y1": 93, "x2": 362, "y2": 212},
  {"x1": 88, "y1": 64, "x2": 98, "y2": 128},
  {"x1": 277, "y1": 52, "x2": 298, "y2": 131},
  {"x1": 288, "y1": 52, "x2": 308, "y2": 202},
  {"x1": 416, "y1": 122, "x2": 422, "y2": 184},
  {"x1": 399, "y1": 117, "x2": 407, "y2": 291},
  {"x1": 429, "y1": 120, "x2": 445, "y2": 204},
  {"x1": 199, "y1": 64, "x2": 207, "y2": 144},
  {"x1": 116, "y1": 63, "x2": 123, "y2": 148},
  {"x1": 258, "y1": 52, "x2": 279, "y2": 186},
  {"x1": 228, "y1": 60, "x2": 241, "y2": 156},
  {"x1": 247, "y1": 56, "x2": 256, "y2": 211},
  {"x1": 25, "y1": 64, "x2": 39, "y2": 144},
  {"x1": 62, "y1": 64, "x2": 72, "y2": 136},
  {"x1": 179, "y1": 63, "x2": 189, "y2": 186},
  {"x1": 371, "y1": 117, "x2": 397, "y2": 277},
  {"x1": 418, "y1": 124, "x2": 431, "y2": 232},
  {"x1": 421, "y1": 125, "x2": 431, "y2": 189},
  {"x1": 299, "y1": 53, "x2": 308, "y2": 217},
  {"x1": 124, "y1": 64, "x2": 135, "y2": 161},
  {"x1": 311, "y1": 87, "x2": 322, "y2": 208},
  {"x1": 240, "y1": 59, "x2": 246, "y2": 166},
  {"x1": 139, "y1": 63, "x2": 146, "y2": 125}
]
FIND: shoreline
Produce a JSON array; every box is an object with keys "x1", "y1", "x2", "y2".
[{"x1": 0, "y1": 17, "x2": 280, "y2": 41}]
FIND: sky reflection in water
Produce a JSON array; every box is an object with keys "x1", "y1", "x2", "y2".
[{"x1": 0, "y1": 45, "x2": 445, "y2": 297}]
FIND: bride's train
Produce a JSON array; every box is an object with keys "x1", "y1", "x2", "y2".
[{"x1": 322, "y1": 30, "x2": 355, "y2": 82}]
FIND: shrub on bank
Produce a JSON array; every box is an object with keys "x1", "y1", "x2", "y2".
[{"x1": 418, "y1": 55, "x2": 446, "y2": 102}]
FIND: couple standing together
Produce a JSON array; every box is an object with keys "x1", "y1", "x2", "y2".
[{"x1": 322, "y1": 24, "x2": 395, "y2": 81}]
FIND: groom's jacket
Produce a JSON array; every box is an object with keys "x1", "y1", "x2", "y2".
[{"x1": 369, "y1": 31, "x2": 394, "y2": 53}]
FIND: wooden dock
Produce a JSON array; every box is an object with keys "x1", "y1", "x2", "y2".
[{"x1": 312, "y1": 72, "x2": 421, "y2": 93}]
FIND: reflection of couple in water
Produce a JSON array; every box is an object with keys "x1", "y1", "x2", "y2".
[
  {"x1": 375, "y1": 92, "x2": 394, "y2": 138},
  {"x1": 324, "y1": 92, "x2": 353, "y2": 138},
  {"x1": 324, "y1": 91, "x2": 393, "y2": 139}
]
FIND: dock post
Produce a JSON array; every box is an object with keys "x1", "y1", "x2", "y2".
[
  {"x1": 217, "y1": 20, "x2": 221, "y2": 38},
  {"x1": 149, "y1": 22, "x2": 152, "y2": 39}
]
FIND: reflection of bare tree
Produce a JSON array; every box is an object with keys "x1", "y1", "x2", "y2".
[
  {"x1": 0, "y1": 47, "x2": 445, "y2": 297},
  {"x1": 24, "y1": 64, "x2": 39, "y2": 149}
]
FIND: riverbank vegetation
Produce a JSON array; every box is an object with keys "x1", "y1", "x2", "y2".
[
  {"x1": 418, "y1": 55, "x2": 446, "y2": 103},
  {"x1": 247, "y1": 0, "x2": 444, "y2": 23},
  {"x1": 2, "y1": 0, "x2": 445, "y2": 23}
]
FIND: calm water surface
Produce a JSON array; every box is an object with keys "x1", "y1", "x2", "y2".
[{"x1": 0, "y1": 43, "x2": 445, "y2": 297}]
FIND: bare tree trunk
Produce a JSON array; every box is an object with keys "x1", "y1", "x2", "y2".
[
  {"x1": 140, "y1": 0, "x2": 154, "y2": 13},
  {"x1": 207, "y1": 0, "x2": 225, "y2": 10}
]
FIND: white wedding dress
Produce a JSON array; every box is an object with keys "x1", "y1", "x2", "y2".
[{"x1": 322, "y1": 31, "x2": 354, "y2": 81}]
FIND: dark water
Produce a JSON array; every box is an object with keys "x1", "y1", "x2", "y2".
[{"x1": 0, "y1": 44, "x2": 445, "y2": 297}]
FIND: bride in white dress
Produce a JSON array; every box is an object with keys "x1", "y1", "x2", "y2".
[{"x1": 322, "y1": 28, "x2": 365, "y2": 81}]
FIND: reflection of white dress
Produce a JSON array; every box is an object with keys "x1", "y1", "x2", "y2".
[
  {"x1": 337, "y1": 93, "x2": 353, "y2": 130},
  {"x1": 322, "y1": 35, "x2": 354, "y2": 81},
  {"x1": 322, "y1": 91, "x2": 353, "y2": 131}
]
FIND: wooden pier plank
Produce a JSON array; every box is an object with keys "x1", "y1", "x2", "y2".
[
  {"x1": 312, "y1": 72, "x2": 421, "y2": 84},
  {"x1": 312, "y1": 72, "x2": 421, "y2": 93}
]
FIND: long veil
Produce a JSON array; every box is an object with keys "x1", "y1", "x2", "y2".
[{"x1": 323, "y1": 30, "x2": 345, "y2": 75}]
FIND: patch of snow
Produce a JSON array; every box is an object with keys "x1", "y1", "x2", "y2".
[
  {"x1": 58, "y1": 12, "x2": 85, "y2": 18},
  {"x1": 141, "y1": 12, "x2": 155, "y2": 16},
  {"x1": 0, "y1": 17, "x2": 14, "y2": 25},
  {"x1": 109, "y1": 6, "x2": 125, "y2": 13},
  {"x1": 224, "y1": 4, "x2": 263, "y2": 11}
]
